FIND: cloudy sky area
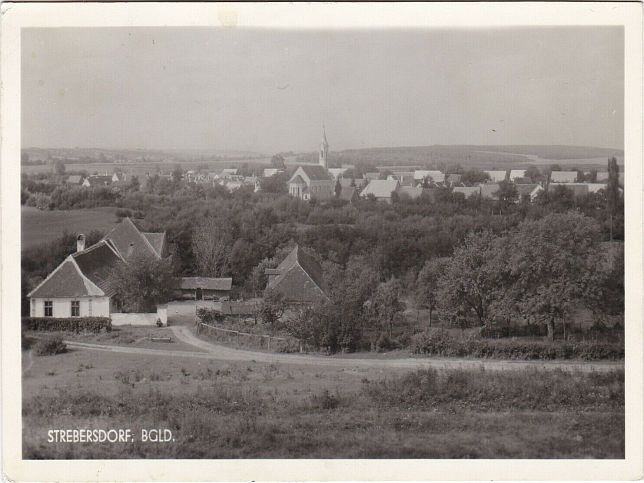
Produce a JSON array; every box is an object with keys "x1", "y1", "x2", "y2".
[{"x1": 22, "y1": 27, "x2": 623, "y2": 153}]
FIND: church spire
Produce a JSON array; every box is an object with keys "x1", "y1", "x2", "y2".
[{"x1": 319, "y1": 123, "x2": 329, "y2": 170}]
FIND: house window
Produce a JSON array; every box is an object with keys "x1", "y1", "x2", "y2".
[
  {"x1": 44, "y1": 300, "x2": 53, "y2": 317},
  {"x1": 71, "y1": 300, "x2": 80, "y2": 317},
  {"x1": 88, "y1": 298, "x2": 93, "y2": 316}
]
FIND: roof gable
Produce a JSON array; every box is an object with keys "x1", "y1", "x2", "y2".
[
  {"x1": 142, "y1": 232, "x2": 166, "y2": 257},
  {"x1": 268, "y1": 245, "x2": 325, "y2": 301},
  {"x1": 28, "y1": 257, "x2": 104, "y2": 298},
  {"x1": 72, "y1": 241, "x2": 124, "y2": 296},
  {"x1": 102, "y1": 217, "x2": 161, "y2": 261}
]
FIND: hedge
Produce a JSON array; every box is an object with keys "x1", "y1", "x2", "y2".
[
  {"x1": 22, "y1": 317, "x2": 112, "y2": 333},
  {"x1": 410, "y1": 330, "x2": 624, "y2": 361}
]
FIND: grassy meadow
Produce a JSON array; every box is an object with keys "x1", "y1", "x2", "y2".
[
  {"x1": 21, "y1": 206, "x2": 118, "y2": 250},
  {"x1": 22, "y1": 343, "x2": 624, "y2": 459}
]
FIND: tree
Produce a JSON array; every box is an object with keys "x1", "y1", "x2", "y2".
[
  {"x1": 524, "y1": 165, "x2": 542, "y2": 183},
  {"x1": 334, "y1": 178, "x2": 342, "y2": 198},
  {"x1": 171, "y1": 165, "x2": 183, "y2": 184},
  {"x1": 259, "y1": 289, "x2": 285, "y2": 325},
  {"x1": 109, "y1": 254, "x2": 175, "y2": 312},
  {"x1": 606, "y1": 157, "x2": 620, "y2": 241},
  {"x1": 504, "y1": 213, "x2": 603, "y2": 340},
  {"x1": 368, "y1": 278, "x2": 403, "y2": 337},
  {"x1": 53, "y1": 160, "x2": 66, "y2": 175},
  {"x1": 415, "y1": 257, "x2": 449, "y2": 327},
  {"x1": 270, "y1": 154, "x2": 286, "y2": 169},
  {"x1": 461, "y1": 169, "x2": 490, "y2": 186},
  {"x1": 438, "y1": 231, "x2": 508, "y2": 328},
  {"x1": 191, "y1": 217, "x2": 233, "y2": 277}
]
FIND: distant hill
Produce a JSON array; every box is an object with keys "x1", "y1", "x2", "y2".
[{"x1": 295, "y1": 145, "x2": 624, "y2": 170}]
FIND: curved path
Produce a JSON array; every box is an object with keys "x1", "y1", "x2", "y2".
[{"x1": 59, "y1": 325, "x2": 623, "y2": 373}]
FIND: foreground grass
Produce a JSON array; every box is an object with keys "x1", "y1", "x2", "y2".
[{"x1": 23, "y1": 351, "x2": 624, "y2": 459}]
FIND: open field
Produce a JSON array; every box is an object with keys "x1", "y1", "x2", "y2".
[
  {"x1": 22, "y1": 335, "x2": 624, "y2": 459},
  {"x1": 21, "y1": 206, "x2": 118, "y2": 250}
]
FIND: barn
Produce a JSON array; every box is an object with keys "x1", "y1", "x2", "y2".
[{"x1": 178, "y1": 277, "x2": 233, "y2": 301}]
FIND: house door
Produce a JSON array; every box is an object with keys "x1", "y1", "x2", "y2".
[{"x1": 195, "y1": 288, "x2": 203, "y2": 300}]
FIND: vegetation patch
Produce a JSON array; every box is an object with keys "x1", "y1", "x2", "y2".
[
  {"x1": 22, "y1": 317, "x2": 112, "y2": 334},
  {"x1": 33, "y1": 336, "x2": 67, "y2": 356},
  {"x1": 410, "y1": 330, "x2": 624, "y2": 361}
]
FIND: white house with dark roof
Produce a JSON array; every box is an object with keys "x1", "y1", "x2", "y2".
[
  {"x1": 28, "y1": 218, "x2": 167, "y2": 318},
  {"x1": 509, "y1": 169, "x2": 527, "y2": 182}
]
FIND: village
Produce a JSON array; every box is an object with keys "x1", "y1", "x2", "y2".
[{"x1": 14, "y1": 20, "x2": 631, "y2": 464}]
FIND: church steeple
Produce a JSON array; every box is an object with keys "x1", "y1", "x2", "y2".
[{"x1": 319, "y1": 123, "x2": 329, "y2": 170}]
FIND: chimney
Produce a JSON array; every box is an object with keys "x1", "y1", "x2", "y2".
[{"x1": 76, "y1": 234, "x2": 86, "y2": 253}]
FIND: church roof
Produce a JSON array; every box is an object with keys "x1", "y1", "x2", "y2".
[{"x1": 299, "y1": 165, "x2": 332, "y2": 181}]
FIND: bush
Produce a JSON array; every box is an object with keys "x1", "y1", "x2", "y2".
[
  {"x1": 22, "y1": 317, "x2": 111, "y2": 333},
  {"x1": 410, "y1": 330, "x2": 624, "y2": 361},
  {"x1": 196, "y1": 308, "x2": 226, "y2": 325},
  {"x1": 33, "y1": 335, "x2": 67, "y2": 356}
]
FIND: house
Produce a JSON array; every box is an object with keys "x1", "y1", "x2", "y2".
[
  {"x1": 28, "y1": 218, "x2": 168, "y2": 318},
  {"x1": 222, "y1": 168, "x2": 238, "y2": 176},
  {"x1": 550, "y1": 171, "x2": 578, "y2": 183},
  {"x1": 288, "y1": 165, "x2": 334, "y2": 200},
  {"x1": 414, "y1": 170, "x2": 445, "y2": 183},
  {"x1": 264, "y1": 245, "x2": 327, "y2": 304},
  {"x1": 453, "y1": 186, "x2": 480, "y2": 199},
  {"x1": 263, "y1": 168, "x2": 284, "y2": 178},
  {"x1": 65, "y1": 175, "x2": 83, "y2": 185},
  {"x1": 360, "y1": 179, "x2": 400, "y2": 203},
  {"x1": 111, "y1": 172, "x2": 126, "y2": 183},
  {"x1": 27, "y1": 237, "x2": 124, "y2": 318},
  {"x1": 445, "y1": 174, "x2": 462, "y2": 185},
  {"x1": 82, "y1": 175, "x2": 112, "y2": 188},
  {"x1": 178, "y1": 277, "x2": 232, "y2": 301},
  {"x1": 529, "y1": 185, "x2": 544, "y2": 202},
  {"x1": 484, "y1": 170, "x2": 507, "y2": 183},
  {"x1": 509, "y1": 169, "x2": 527, "y2": 182}
]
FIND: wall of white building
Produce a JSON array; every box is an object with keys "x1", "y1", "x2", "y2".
[{"x1": 30, "y1": 296, "x2": 110, "y2": 318}]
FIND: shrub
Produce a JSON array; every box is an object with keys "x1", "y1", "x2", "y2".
[
  {"x1": 22, "y1": 331, "x2": 35, "y2": 350},
  {"x1": 410, "y1": 330, "x2": 624, "y2": 360},
  {"x1": 33, "y1": 335, "x2": 67, "y2": 356},
  {"x1": 22, "y1": 317, "x2": 111, "y2": 333},
  {"x1": 196, "y1": 308, "x2": 226, "y2": 325}
]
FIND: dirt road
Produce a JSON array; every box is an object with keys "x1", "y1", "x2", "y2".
[{"x1": 60, "y1": 325, "x2": 623, "y2": 373}]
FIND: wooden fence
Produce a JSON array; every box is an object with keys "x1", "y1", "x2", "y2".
[{"x1": 196, "y1": 321, "x2": 305, "y2": 353}]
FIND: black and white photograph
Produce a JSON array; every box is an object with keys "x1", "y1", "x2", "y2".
[{"x1": 1, "y1": 2, "x2": 642, "y2": 481}]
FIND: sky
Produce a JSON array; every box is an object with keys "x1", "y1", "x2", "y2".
[{"x1": 22, "y1": 27, "x2": 624, "y2": 153}]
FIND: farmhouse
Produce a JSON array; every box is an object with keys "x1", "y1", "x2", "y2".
[
  {"x1": 178, "y1": 277, "x2": 232, "y2": 300},
  {"x1": 264, "y1": 245, "x2": 327, "y2": 304},
  {"x1": 414, "y1": 170, "x2": 445, "y2": 183},
  {"x1": 28, "y1": 218, "x2": 167, "y2": 318}
]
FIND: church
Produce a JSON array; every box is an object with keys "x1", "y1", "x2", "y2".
[{"x1": 288, "y1": 127, "x2": 335, "y2": 200}]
